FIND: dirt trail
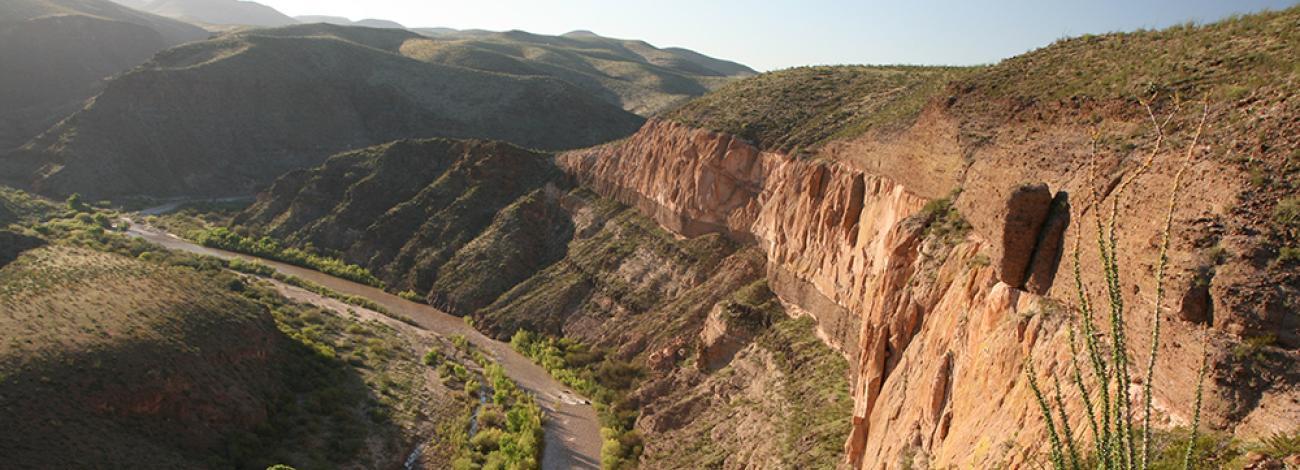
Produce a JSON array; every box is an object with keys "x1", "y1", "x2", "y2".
[{"x1": 124, "y1": 222, "x2": 602, "y2": 470}]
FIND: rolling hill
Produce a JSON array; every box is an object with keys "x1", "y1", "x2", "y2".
[
  {"x1": 401, "y1": 29, "x2": 757, "y2": 115},
  {"x1": 6, "y1": 24, "x2": 646, "y2": 198},
  {"x1": 0, "y1": 0, "x2": 208, "y2": 151},
  {"x1": 113, "y1": 0, "x2": 298, "y2": 27},
  {"x1": 296, "y1": 15, "x2": 404, "y2": 29},
  {"x1": 0, "y1": 188, "x2": 479, "y2": 468}
]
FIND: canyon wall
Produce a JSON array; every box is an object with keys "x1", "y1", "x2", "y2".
[{"x1": 558, "y1": 118, "x2": 1296, "y2": 467}]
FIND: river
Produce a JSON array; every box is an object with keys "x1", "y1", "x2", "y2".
[{"x1": 125, "y1": 223, "x2": 602, "y2": 470}]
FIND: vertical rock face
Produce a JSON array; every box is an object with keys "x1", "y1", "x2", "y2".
[
  {"x1": 752, "y1": 159, "x2": 930, "y2": 357},
  {"x1": 558, "y1": 119, "x2": 768, "y2": 242},
  {"x1": 558, "y1": 119, "x2": 1297, "y2": 468},
  {"x1": 557, "y1": 120, "x2": 1072, "y2": 467}
]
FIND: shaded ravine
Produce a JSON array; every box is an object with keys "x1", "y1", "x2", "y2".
[{"x1": 125, "y1": 223, "x2": 602, "y2": 470}]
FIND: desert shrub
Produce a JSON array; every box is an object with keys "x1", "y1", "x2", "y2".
[
  {"x1": 399, "y1": 289, "x2": 423, "y2": 302},
  {"x1": 423, "y1": 349, "x2": 443, "y2": 366},
  {"x1": 1027, "y1": 98, "x2": 1210, "y2": 470},
  {"x1": 470, "y1": 428, "x2": 503, "y2": 452},
  {"x1": 192, "y1": 227, "x2": 383, "y2": 287},
  {"x1": 1252, "y1": 428, "x2": 1300, "y2": 459},
  {"x1": 510, "y1": 330, "x2": 643, "y2": 468},
  {"x1": 66, "y1": 193, "x2": 88, "y2": 212}
]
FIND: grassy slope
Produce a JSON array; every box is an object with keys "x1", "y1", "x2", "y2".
[
  {"x1": 0, "y1": 188, "x2": 475, "y2": 469},
  {"x1": 15, "y1": 24, "x2": 643, "y2": 198},
  {"x1": 400, "y1": 30, "x2": 755, "y2": 115},
  {"x1": 464, "y1": 190, "x2": 852, "y2": 468},
  {"x1": 642, "y1": 313, "x2": 853, "y2": 470},
  {"x1": 0, "y1": 0, "x2": 207, "y2": 150},
  {"x1": 0, "y1": 246, "x2": 288, "y2": 468},
  {"x1": 952, "y1": 7, "x2": 1300, "y2": 260},
  {"x1": 666, "y1": 65, "x2": 966, "y2": 155}
]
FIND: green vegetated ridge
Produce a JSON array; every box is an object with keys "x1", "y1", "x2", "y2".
[
  {"x1": 235, "y1": 138, "x2": 572, "y2": 314},
  {"x1": 0, "y1": 187, "x2": 486, "y2": 469},
  {"x1": 226, "y1": 139, "x2": 855, "y2": 468}
]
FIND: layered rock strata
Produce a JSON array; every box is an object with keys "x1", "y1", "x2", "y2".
[{"x1": 558, "y1": 118, "x2": 1294, "y2": 468}]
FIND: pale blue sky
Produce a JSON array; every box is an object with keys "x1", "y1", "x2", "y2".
[{"x1": 258, "y1": 0, "x2": 1299, "y2": 71}]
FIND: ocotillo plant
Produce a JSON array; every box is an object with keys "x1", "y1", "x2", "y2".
[{"x1": 1025, "y1": 95, "x2": 1211, "y2": 470}]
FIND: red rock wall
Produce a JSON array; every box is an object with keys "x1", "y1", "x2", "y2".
[{"x1": 556, "y1": 118, "x2": 1297, "y2": 468}]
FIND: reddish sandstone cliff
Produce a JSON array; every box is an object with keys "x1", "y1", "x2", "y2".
[{"x1": 558, "y1": 117, "x2": 1298, "y2": 468}]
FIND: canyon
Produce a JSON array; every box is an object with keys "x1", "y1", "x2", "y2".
[
  {"x1": 2, "y1": 3, "x2": 1296, "y2": 469},
  {"x1": 558, "y1": 110, "x2": 1298, "y2": 467}
]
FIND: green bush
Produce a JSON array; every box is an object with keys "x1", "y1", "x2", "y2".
[
  {"x1": 510, "y1": 330, "x2": 643, "y2": 469},
  {"x1": 470, "y1": 428, "x2": 503, "y2": 452},
  {"x1": 449, "y1": 362, "x2": 544, "y2": 469},
  {"x1": 423, "y1": 349, "x2": 443, "y2": 366},
  {"x1": 66, "y1": 193, "x2": 88, "y2": 212},
  {"x1": 192, "y1": 227, "x2": 384, "y2": 287}
]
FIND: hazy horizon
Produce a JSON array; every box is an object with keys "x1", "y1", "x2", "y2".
[{"x1": 254, "y1": 0, "x2": 1298, "y2": 70}]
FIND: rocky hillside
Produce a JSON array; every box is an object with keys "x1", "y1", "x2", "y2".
[
  {"x1": 0, "y1": 0, "x2": 208, "y2": 151},
  {"x1": 666, "y1": 65, "x2": 964, "y2": 155},
  {"x1": 558, "y1": 7, "x2": 1299, "y2": 468},
  {"x1": 232, "y1": 137, "x2": 856, "y2": 468},
  {"x1": 5, "y1": 24, "x2": 645, "y2": 199},
  {"x1": 401, "y1": 29, "x2": 757, "y2": 115}
]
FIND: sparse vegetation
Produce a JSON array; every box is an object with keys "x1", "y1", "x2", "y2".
[
  {"x1": 668, "y1": 65, "x2": 967, "y2": 155},
  {"x1": 510, "y1": 331, "x2": 644, "y2": 469},
  {"x1": 914, "y1": 192, "x2": 972, "y2": 246},
  {"x1": 1025, "y1": 98, "x2": 1210, "y2": 470},
  {"x1": 0, "y1": 245, "x2": 456, "y2": 468},
  {"x1": 193, "y1": 227, "x2": 385, "y2": 287}
]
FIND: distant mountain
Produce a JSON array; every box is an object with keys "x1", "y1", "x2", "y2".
[
  {"x1": 0, "y1": 0, "x2": 208, "y2": 151},
  {"x1": 400, "y1": 29, "x2": 757, "y2": 115},
  {"x1": 295, "y1": 15, "x2": 404, "y2": 29},
  {"x1": 7, "y1": 24, "x2": 645, "y2": 198},
  {"x1": 122, "y1": 0, "x2": 298, "y2": 27}
]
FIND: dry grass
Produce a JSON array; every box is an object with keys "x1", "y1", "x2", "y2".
[{"x1": 667, "y1": 65, "x2": 966, "y2": 156}]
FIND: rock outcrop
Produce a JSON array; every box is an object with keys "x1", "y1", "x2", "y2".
[
  {"x1": 561, "y1": 119, "x2": 768, "y2": 242},
  {"x1": 556, "y1": 116, "x2": 1299, "y2": 467}
]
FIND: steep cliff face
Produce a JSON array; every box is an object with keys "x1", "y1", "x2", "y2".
[
  {"x1": 236, "y1": 136, "x2": 859, "y2": 468},
  {"x1": 561, "y1": 119, "x2": 768, "y2": 242},
  {"x1": 556, "y1": 113, "x2": 1299, "y2": 467}
]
